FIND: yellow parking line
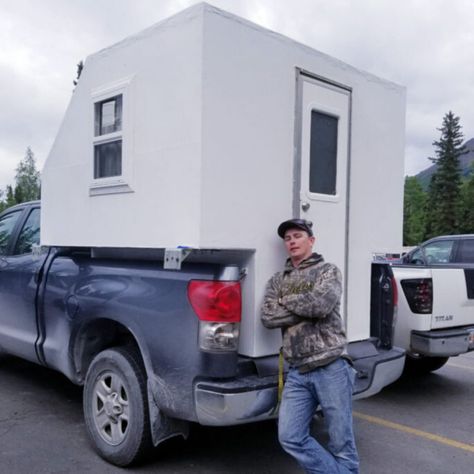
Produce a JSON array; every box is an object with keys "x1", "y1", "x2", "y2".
[{"x1": 353, "y1": 412, "x2": 474, "y2": 453}]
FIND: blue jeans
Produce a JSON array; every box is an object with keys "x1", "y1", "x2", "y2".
[{"x1": 278, "y1": 358, "x2": 359, "y2": 474}]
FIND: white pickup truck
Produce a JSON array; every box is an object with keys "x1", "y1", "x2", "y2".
[{"x1": 392, "y1": 234, "x2": 474, "y2": 373}]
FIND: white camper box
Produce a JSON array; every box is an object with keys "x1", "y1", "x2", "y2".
[{"x1": 41, "y1": 4, "x2": 405, "y2": 372}]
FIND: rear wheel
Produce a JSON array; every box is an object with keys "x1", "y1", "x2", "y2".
[
  {"x1": 404, "y1": 355, "x2": 449, "y2": 374},
  {"x1": 83, "y1": 346, "x2": 152, "y2": 466}
]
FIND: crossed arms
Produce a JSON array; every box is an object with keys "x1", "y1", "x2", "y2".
[{"x1": 261, "y1": 264, "x2": 342, "y2": 329}]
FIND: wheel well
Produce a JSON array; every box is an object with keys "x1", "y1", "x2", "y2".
[{"x1": 72, "y1": 319, "x2": 143, "y2": 384}]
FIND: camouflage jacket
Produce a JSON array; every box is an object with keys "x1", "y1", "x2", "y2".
[{"x1": 261, "y1": 253, "x2": 347, "y2": 372}]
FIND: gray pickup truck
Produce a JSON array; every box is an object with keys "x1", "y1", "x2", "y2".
[{"x1": 0, "y1": 201, "x2": 402, "y2": 466}]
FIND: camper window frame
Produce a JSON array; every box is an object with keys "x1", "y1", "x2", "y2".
[
  {"x1": 302, "y1": 102, "x2": 345, "y2": 204},
  {"x1": 90, "y1": 76, "x2": 134, "y2": 196}
]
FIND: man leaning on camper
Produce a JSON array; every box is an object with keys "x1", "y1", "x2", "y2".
[{"x1": 261, "y1": 218, "x2": 359, "y2": 474}]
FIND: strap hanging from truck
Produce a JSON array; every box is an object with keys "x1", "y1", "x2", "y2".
[{"x1": 271, "y1": 348, "x2": 285, "y2": 415}]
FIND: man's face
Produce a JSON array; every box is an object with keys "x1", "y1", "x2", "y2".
[{"x1": 283, "y1": 228, "x2": 315, "y2": 262}]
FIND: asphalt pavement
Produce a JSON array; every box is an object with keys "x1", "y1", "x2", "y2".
[{"x1": 1, "y1": 353, "x2": 474, "y2": 473}]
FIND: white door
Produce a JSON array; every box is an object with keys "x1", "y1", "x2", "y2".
[{"x1": 296, "y1": 74, "x2": 350, "y2": 309}]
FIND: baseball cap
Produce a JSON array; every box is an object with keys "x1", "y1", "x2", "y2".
[{"x1": 277, "y1": 219, "x2": 314, "y2": 238}]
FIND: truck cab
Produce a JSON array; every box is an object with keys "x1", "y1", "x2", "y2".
[{"x1": 402, "y1": 234, "x2": 474, "y2": 265}]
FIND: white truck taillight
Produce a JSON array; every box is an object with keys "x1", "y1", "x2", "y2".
[
  {"x1": 187, "y1": 280, "x2": 241, "y2": 351},
  {"x1": 400, "y1": 278, "x2": 433, "y2": 314}
]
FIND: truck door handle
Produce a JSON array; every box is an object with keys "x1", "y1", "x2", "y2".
[{"x1": 301, "y1": 202, "x2": 310, "y2": 212}]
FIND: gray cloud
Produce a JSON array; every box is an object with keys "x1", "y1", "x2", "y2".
[{"x1": 0, "y1": 0, "x2": 473, "y2": 188}]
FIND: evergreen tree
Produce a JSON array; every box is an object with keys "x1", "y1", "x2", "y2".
[
  {"x1": 425, "y1": 111, "x2": 466, "y2": 238},
  {"x1": 0, "y1": 185, "x2": 14, "y2": 212},
  {"x1": 5, "y1": 185, "x2": 16, "y2": 207},
  {"x1": 14, "y1": 147, "x2": 41, "y2": 203},
  {"x1": 403, "y1": 176, "x2": 427, "y2": 245},
  {"x1": 0, "y1": 148, "x2": 41, "y2": 212}
]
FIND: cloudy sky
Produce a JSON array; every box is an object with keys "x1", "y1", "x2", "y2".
[{"x1": 1, "y1": 0, "x2": 473, "y2": 190}]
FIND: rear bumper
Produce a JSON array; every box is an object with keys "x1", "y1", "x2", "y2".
[
  {"x1": 411, "y1": 327, "x2": 474, "y2": 357},
  {"x1": 195, "y1": 374, "x2": 279, "y2": 426},
  {"x1": 349, "y1": 342, "x2": 405, "y2": 400},
  {"x1": 194, "y1": 344, "x2": 405, "y2": 426}
]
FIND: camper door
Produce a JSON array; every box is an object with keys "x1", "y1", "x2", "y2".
[{"x1": 295, "y1": 73, "x2": 350, "y2": 309}]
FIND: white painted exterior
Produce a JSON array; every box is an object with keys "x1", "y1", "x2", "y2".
[{"x1": 41, "y1": 3, "x2": 406, "y2": 357}]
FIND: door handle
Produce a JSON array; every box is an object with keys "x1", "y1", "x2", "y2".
[{"x1": 301, "y1": 202, "x2": 310, "y2": 212}]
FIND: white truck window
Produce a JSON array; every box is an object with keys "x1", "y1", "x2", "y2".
[{"x1": 423, "y1": 240, "x2": 454, "y2": 264}]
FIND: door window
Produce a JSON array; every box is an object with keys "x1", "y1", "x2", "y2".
[
  {"x1": 0, "y1": 211, "x2": 22, "y2": 255},
  {"x1": 13, "y1": 208, "x2": 40, "y2": 255},
  {"x1": 423, "y1": 240, "x2": 454, "y2": 264},
  {"x1": 309, "y1": 110, "x2": 338, "y2": 195},
  {"x1": 406, "y1": 247, "x2": 424, "y2": 265}
]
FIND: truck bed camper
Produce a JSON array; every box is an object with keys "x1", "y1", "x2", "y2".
[{"x1": 0, "y1": 3, "x2": 406, "y2": 466}]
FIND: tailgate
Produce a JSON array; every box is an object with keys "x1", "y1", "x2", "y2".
[{"x1": 431, "y1": 268, "x2": 474, "y2": 329}]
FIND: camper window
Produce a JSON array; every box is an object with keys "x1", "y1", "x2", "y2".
[
  {"x1": 94, "y1": 141, "x2": 122, "y2": 178},
  {"x1": 89, "y1": 76, "x2": 133, "y2": 195},
  {"x1": 93, "y1": 94, "x2": 123, "y2": 179},
  {"x1": 95, "y1": 95, "x2": 122, "y2": 136},
  {"x1": 309, "y1": 110, "x2": 338, "y2": 195}
]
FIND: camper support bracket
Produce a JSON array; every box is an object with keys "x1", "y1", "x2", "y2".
[{"x1": 164, "y1": 248, "x2": 192, "y2": 270}]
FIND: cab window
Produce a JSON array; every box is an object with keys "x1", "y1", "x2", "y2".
[
  {"x1": 14, "y1": 208, "x2": 41, "y2": 255},
  {"x1": 406, "y1": 247, "x2": 424, "y2": 265},
  {"x1": 0, "y1": 211, "x2": 22, "y2": 255},
  {"x1": 422, "y1": 240, "x2": 454, "y2": 264}
]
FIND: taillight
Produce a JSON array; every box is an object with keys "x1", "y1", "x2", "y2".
[
  {"x1": 188, "y1": 281, "x2": 241, "y2": 322},
  {"x1": 400, "y1": 278, "x2": 432, "y2": 314},
  {"x1": 188, "y1": 280, "x2": 241, "y2": 351}
]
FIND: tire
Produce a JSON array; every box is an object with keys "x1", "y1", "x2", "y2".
[
  {"x1": 404, "y1": 355, "x2": 449, "y2": 374},
  {"x1": 83, "y1": 346, "x2": 152, "y2": 466}
]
